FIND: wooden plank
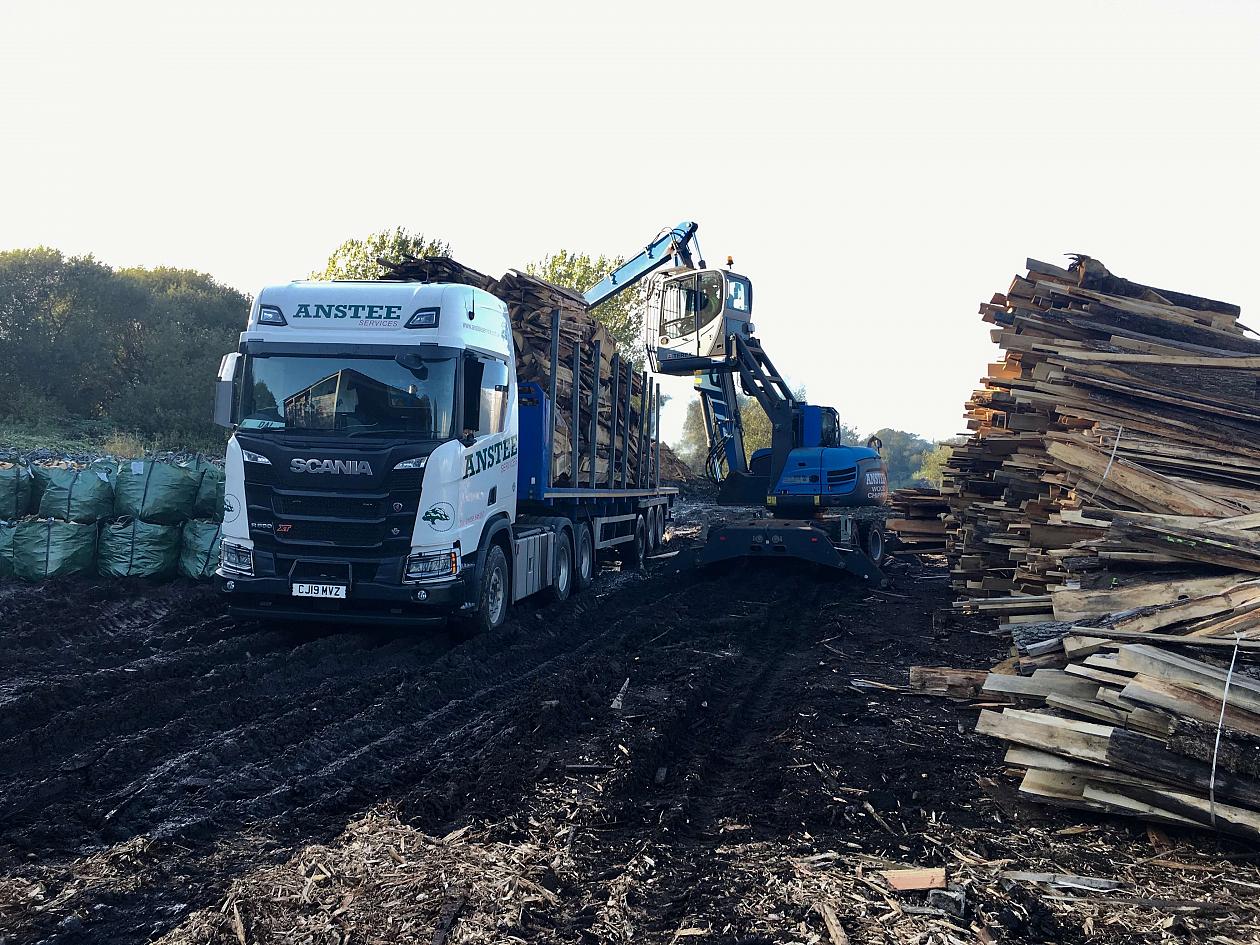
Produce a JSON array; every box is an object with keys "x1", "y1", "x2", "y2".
[
  {"x1": 878, "y1": 868, "x2": 946, "y2": 891},
  {"x1": 975, "y1": 708, "x2": 1112, "y2": 764}
]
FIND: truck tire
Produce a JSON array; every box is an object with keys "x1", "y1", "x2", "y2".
[
  {"x1": 573, "y1": 521, "x2": 595, "y2": 591},
  {"x1": 619, "y1": 515, "x2": 646, "y2": 571},
  {"x1": 654, "y1": 505, "x2": 667, "y2": 547},
  {"x1": 465, "y1": 544, "x2": 509, "y2": 634},
  {"x1": 644, "y1": 507, "x2": 659, "y2": 554},
  {"x1": 543, "y1": 528, "x2": 573, "y2": 604}
]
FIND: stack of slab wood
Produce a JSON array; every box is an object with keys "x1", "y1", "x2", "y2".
[
  {"x1": 945, "y1": 255, "x2": 1260, "y2": 626},
  {"x1": 381, "y1": 255, "x2": 660, "y2": 486},
  {"x1": 886, "y1": 488, "x2": 949, "y2": 554},
  {"x1": 976, "y1": 621, "x2": 1260, "y2": 839}
]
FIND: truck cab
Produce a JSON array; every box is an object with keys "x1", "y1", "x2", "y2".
[{"x1": 213, "y1": 280, "x2": 521, "y2": 625}]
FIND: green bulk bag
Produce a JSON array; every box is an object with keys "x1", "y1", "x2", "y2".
[
  {"x1": 179, "y1": 519, "x2": 223, "y2": 580},
  {"x1": 35, "y1": 464, "x2": 115, "y2": 523},
  {"x1": 0, "y1": 522, "x2": 15, "y2": 579},
  {"x1": 98, "y1": 517, "x2": 181, "y2": 578},
  {"x1": 113, "y1": 459, "x2": 199, "y2": 525},
  {"x1": 0, "y1": 464, "x2": 34, "y2": 519},
  {"x1": 13, "y1": 518, "x2": 97, "y2": 581},
  {"x1": 191, "y1": 460, "x2": 226, "y2": 521}
]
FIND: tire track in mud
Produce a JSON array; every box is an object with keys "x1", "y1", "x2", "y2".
[{"x1": 0, "y1": 566, "x2": 726, "y2": 943}]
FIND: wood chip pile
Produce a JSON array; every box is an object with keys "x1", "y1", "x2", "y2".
[
  {"x1": 380, "y1": 255, "x2": 689, "y2": 485},
  {"x1": 886, "y1": 488, "x2": 949, "y2": 554},
  {"x1": 159, "y1": 808, "x2": 560, "y2": 945},
  {"x1": 943, "y1": 255, "x2": 1260, "y2": 626}
]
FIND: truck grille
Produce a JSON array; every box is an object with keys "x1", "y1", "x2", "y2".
[
  {"x1": 275, "y1": 494, "x2": 381, "y2": 519},
  {"x1": 278, "y1": 520, "x2": 387, "y2": 548}
]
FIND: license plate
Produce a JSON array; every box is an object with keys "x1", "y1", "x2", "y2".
[{"x1": 292, "y1": 583, "x2": 347, "y2": 599}]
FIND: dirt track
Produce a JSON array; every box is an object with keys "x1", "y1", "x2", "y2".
[{"x1": 3, "y1": 513, "x2": 1254, "y2": 944}]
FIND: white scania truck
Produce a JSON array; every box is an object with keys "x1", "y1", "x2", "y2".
[{"x1": 212, "y1": 277, "x2": 673, "y2": 630}]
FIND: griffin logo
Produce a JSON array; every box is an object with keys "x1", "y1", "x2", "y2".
[{"x1": 422, "y1": 502, "x2": 454, "y2": 532}]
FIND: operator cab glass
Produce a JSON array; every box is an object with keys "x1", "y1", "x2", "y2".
[
  {"x1": 820, "y1": 407, "x2": 840, "y2": 448},
  {"x1": 726, "y1": 275, "x2": 751, "y2": 313},
  {"x1": 650, "y1": 269, "x2": 755, "y2": 371}
]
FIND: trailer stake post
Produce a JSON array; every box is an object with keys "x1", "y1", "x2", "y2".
[
  {"x1": 621, "y1": 361, "x2": 632, "y2": 489},
  {"x1": 608, "y1": 353, "x2": 620, "y2": 489},
  {"x1": 571, "y1": 342, "x2": 581, "y2": 488},
  {"x1": 654, "y1": 382, "x2": 661, "y2": 488},
  {"x1": 546, "y1": 308, "x2": 560, "y2": 491},
  {"x1": 588, "y1": 340, "x2": 601, "y2": 489}
]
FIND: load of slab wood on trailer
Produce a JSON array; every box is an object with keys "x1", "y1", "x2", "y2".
[
  {"x1": 380, "y1": 255, "x2": 690, "y2": 485},
  {"x1": 930, "y1": 255, "x2": 1260, "y2": 836}
]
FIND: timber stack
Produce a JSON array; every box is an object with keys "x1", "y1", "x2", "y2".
[
  {"x1": 944, "y1": 255, "x2": 1260, "y2": 629},
  {"x1": 886, "y1": 487, "x2": 949, "y2": 554},
  {"x1": 974, "y1": 615, "x2": 1260, "y2": 839},
  {"x1": 382, "y1": 255, "x2": 661, "y2": 486}
]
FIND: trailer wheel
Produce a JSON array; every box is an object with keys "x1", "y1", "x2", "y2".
[
  {"x1": 543, "y1": 528, "x2": 573, "y2": 603},
  {"x1": 465, "y1": 544, "x2": 509, "y2": 634},
  {"x1": 654, "y1": 505, "x2": 667, "y2": 547},
  {"x1": 573, "y1": 521, "x2": 595, "y2": 590},
  {"x1": 619, "y1": 515, "x2": 646, "y2": 571},
  {"x1": 644, "y1": 507, "x2": 659, "y2": 554}
]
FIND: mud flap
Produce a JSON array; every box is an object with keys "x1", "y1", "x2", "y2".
[{"x1": 673, "y1": 519, "x2": 888, "y2": 586}]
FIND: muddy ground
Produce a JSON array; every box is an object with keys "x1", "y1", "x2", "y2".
[{"x1": 1, "y1": 508, "x2": 1257, "y2": 944}]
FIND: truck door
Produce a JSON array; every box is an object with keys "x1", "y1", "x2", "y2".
[{"x1": 455, "y1": 352, "x2": 517, "y2": 546}]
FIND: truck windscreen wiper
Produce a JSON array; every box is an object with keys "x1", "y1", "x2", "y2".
[{"x1": 342, "y1": 428, "x2": 431, "y2": 438}]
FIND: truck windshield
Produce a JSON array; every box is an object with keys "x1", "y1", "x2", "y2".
[{"x1": 238, "y1": 353, "x2": 457, "y2": 438}]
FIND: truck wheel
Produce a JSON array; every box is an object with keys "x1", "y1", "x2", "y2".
[
  {"x1": 619, "y1": 515, "x2": 647, "y2": 571},
  {"x1": 573, "y1": 521, "x2": 595, "y2": 591},
  {"x1": 544, "y1": 528, "x2": 573, "y2": 603},
  {"x1": 654, "y1": 506, "x2": 667, "y2": 547},
  {"x1": 466, "y1": 544, "x2": 509, "y2": 634}
]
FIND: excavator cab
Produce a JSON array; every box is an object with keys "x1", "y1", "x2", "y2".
[{"x1": 647, "y1": 267, "x2": 755, "y2": 375}]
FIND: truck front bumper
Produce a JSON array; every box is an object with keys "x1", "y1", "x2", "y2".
[{"x1": 217, "y1": 571, "x2": 472, "y2": 626}]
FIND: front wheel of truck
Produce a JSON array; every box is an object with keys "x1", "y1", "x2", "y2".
[{"x1": 464, "y1": 544, "x2": 509, "y2": 634}]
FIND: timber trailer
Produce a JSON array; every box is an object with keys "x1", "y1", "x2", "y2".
[{"x1": 211, "y1": 273, "x2": 673, "y2": 628}]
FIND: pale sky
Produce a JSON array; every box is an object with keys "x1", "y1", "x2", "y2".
[{"x1": 3, "y1": 1, "x2": 1258, "y2": 446}]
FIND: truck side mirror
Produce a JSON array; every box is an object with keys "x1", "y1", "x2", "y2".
[{"x1": 213, "y1": 353, "x2": 242, "y2": 428}]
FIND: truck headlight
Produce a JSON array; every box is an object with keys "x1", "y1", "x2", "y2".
[
  {"x1": 404, "y1": 549, "x2": 459, "y2": 583},
  {"x1": 220, "y1": 540, "x2": 254, "y2": 576}
]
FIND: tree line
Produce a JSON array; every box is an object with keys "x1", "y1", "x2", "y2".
[{"x1": 0, "y1": 229, "x2": 644, "y2": 450}]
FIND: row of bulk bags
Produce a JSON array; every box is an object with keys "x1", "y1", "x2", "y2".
[
  {"x1": 0, "y1": 517, "x2": 222, "y2": 581},
  {"x1": 3, "y1": 457, "x2": 226, "y2": 524}
]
